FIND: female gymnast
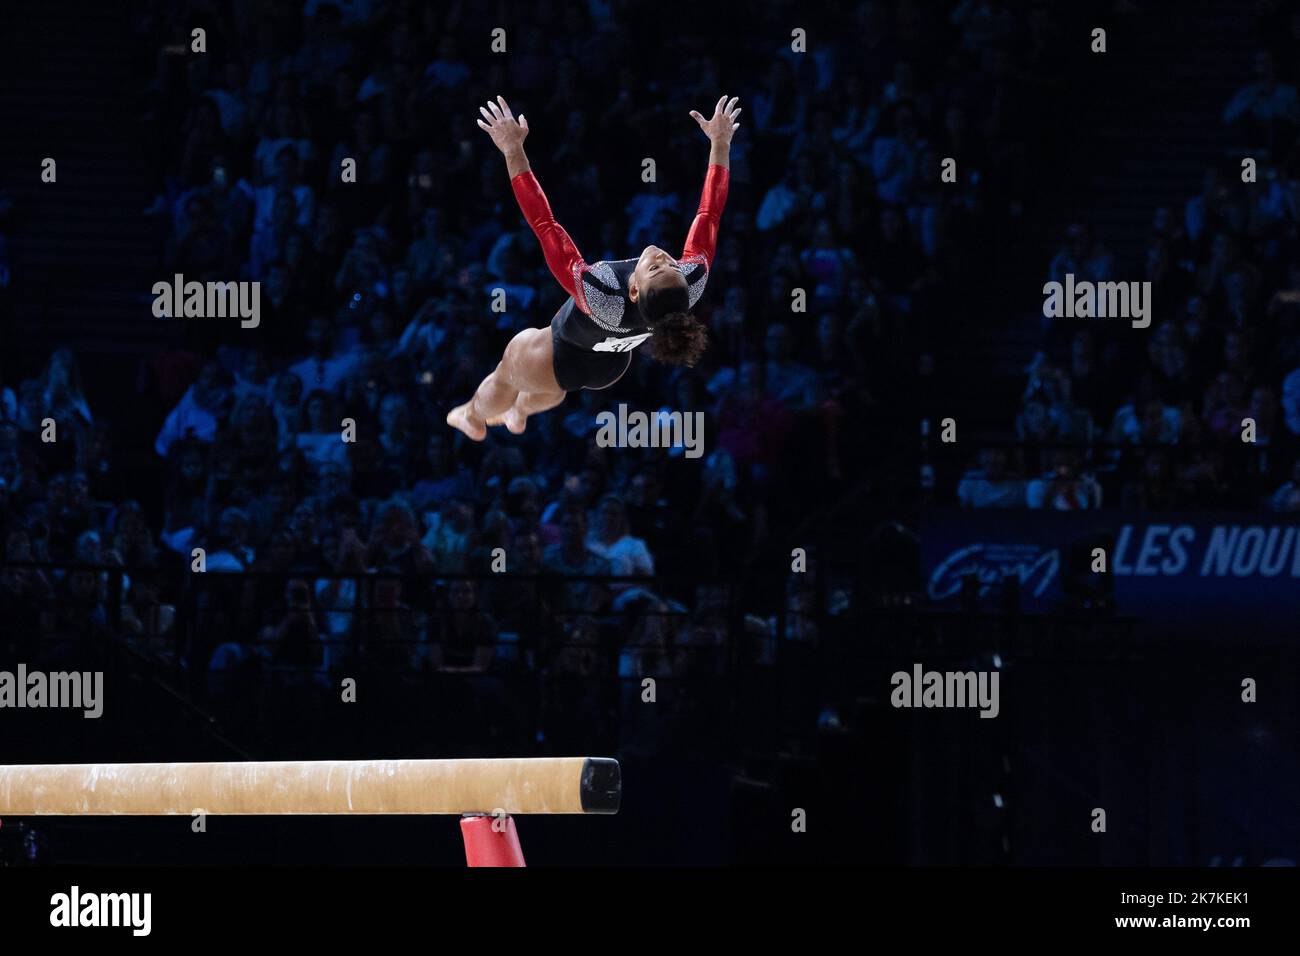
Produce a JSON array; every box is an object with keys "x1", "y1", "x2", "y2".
[{"x1": 446, "y1": 94, "x2": 740, "y2": 440}]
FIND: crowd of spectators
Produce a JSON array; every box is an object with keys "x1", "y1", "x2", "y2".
[
  {"x1": 959, "y1": 18, "x2": 1300, "y2": 512},
  {"x1": 5, "y1": 1, "x2": 1297, "y2": 865},
  {"x1": 2, "y1": 0, "x2": 1059, "y2": 713}
]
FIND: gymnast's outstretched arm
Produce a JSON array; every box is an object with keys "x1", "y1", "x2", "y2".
[
  {"x1": 683, "y1": 95, "x2": 741, "y2": 265},
  {"x1": 476, "y1": 95, "x2": 588, "y2": 305}
]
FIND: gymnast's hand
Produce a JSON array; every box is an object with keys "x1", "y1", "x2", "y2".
[
  {"x1": 476, "y1": 95, "x2": 529, "y2": 155},
  {"x1": 689, "y1": 95, "x2": 742, "y2": 144}
]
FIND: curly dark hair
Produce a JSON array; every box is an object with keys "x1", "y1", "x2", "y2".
[{"x1": 638, "y1": 283, "x2": 710, "y2": 367}]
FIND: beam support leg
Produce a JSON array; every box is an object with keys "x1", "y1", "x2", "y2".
[{"x1": 460, "y1": 813, "x2": 526, "y2": 867}]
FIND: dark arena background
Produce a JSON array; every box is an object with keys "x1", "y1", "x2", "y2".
[{"x1": 0, "y1": 0, "x2": 1297, "y2": 934}]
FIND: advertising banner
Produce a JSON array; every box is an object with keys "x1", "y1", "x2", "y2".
[{"x1": 922, "y1": 510, "x2": 1300, "y2": 637}]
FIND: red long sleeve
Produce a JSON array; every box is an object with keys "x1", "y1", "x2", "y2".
[
  {"x1": 510, "y1": 170, "x2": 587, "y2": 303},
  {"x1": 682, "y1": 163, "x2": 730, "y2": 266}
]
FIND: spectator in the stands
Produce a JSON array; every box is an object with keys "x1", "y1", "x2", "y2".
[
  {"x1": 543, "y1": 507, "x2": 612, "y2": 613},
  {"x1": 1268, "y1": 458, "x2": 1300, "y2": 511},
  {"x1": 155, "y1": 362, "x2": 232, "y2": 457},
  {"x1": 288, "y1": 315, "x2": 357, "y2": 394},
  {"x1": 1223, "y1": 49, "x2": 1300, "y2": 149},
  {"x1": 1026, "y1": 450, "x2": 1101, "y2": 510},
  {"x1": 1048, "y1": 221, "x2": 1114, "y2": 285},
  {"x1": 295, "y1": 390, "x2": 349, "y2": 477},
  {"x1": 958, "y1": 447, "x2": 1026, "y2": 508}
]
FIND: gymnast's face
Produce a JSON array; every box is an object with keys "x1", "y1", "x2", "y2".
[{"x1": 629, "y1": 245, "x2": 688, "y2": 303}]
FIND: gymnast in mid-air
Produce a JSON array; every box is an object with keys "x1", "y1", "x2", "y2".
[{"x1": 446, "y1": 94, "x2": 739, "y2": 439}]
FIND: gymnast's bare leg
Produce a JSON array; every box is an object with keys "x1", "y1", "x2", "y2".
[{"x1": 446, "y1": 326, "x2": 567, "y2": 440}]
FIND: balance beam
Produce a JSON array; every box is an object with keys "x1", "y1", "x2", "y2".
[{"x1": 0, "y1": 757, "x2": 621, "y2": 816}]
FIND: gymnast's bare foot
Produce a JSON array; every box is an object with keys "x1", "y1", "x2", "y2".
[
  {"x1": 485, "y1": 406, "x2": 527, "y2": 434},
  {"x1": 502, "y1": 406, "x2": 527, "y2": 434},
  {"x1": 446, "y1": 404, "x2": 486, "y2": 440}
]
